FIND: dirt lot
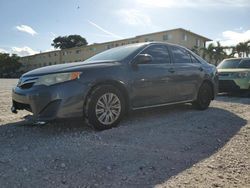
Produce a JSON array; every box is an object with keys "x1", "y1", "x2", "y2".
[{"x1": 0, "y1": 79, "x2": 249, "y2": 188}]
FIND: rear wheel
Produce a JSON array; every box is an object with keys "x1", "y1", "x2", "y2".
[
  {"x1": 85, "y1": 85, "x2": 125, "y2": 130},
  {"x1": 192, "y1": 82, "x2": 213, "y2": 110}
]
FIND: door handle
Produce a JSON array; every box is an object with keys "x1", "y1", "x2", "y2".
[
  {"x1": 168, "y1": 68, "x2": 175, "y2": 73},
  {"x1": 198, "y1": 67, "x2": 203, "y2": 71}
]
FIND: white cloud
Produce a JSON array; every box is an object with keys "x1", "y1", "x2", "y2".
[
  {"x1": 136, "y1": 0, "x2": 250, "y2": 8},
  {"x1": 87, "y1": 20, "x2": 123, "y2": 39},
  {"x1": 0, "y1": 48, "x2": 8, "y2": 53},
  {"x1": 116, "y1": 9, "x2": 152, "y2": 27},
  {"x1": 211, "y1": 30, "x2": 250, "y2": 46},
  {"x1": 16, "y1": 25, "x2": 38, "y2": 36},
  {"x1": 11, "y1": 46, "x2": 38, "y2": 56}
]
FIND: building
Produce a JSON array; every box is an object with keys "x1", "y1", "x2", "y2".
[{"x1": 20, "y1": 28, "x2": 212, "y2": 72}]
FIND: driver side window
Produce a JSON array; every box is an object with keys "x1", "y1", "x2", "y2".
[{"x1": 140, "y1": 45, "x2": 171, "y2": 64}]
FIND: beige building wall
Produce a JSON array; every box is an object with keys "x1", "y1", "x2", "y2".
[
  {"x1": 20, "y1": 28, "x2": 211, "y2": 72},
  {"x1": 20, "y1": 51, "x2": 61, "y2": 71}
]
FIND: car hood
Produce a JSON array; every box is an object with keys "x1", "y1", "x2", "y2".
[
  {"x1": 217, "y1": 68, "x2": 250, "y2": 73},
  {"x1": 23, "y1": 60, "x2": 120, "y2": 77}
]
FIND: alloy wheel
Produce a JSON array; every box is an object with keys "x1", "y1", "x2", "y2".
[{"x1": 95, "y1": 93, "x2": 121, "y2": 125}]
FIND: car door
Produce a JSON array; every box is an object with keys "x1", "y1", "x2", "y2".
[
  {"x1": 130, "y1": 44, "x2": 176, "y2": 108},
  {"x1": 169, "y1": 46, "x2": 204, "y2": 101}
]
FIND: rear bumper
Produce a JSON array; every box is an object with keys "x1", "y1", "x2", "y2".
[{"x1": 12, "y1": 80, "x2": 88, "y2": 121}]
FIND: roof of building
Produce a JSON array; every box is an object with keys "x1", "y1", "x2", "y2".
[{"x1": 22, "y1": 28, "x2": 212, "y2": 58}]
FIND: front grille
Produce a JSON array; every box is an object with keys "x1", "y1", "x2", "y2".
[{"x1": 13, "y1": 100, "x2": 32, "y2": 112}]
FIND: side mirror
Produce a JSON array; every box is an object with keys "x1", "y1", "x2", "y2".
[{"x1": 133, "y1": 54, "x2": 153, "y2": 65}]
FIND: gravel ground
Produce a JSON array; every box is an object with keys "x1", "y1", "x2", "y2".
[{"x1": 0, "y1": 79, "x2": 249, "y2": 188}]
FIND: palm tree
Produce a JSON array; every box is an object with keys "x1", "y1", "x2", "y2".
[
  {"x1": 235, "y1": 41, "x2": 250, "y2": 57},
  {"x1": 236, "y1": 42, "x2": 245, "y2": 57},
  {"x1": 223, "y1": 46, "x2": 236, "y2": 58},
  {"x1": 200, "y1": 43, "x2": 215, "y2": 63},
  {"x1": 213, "y1": 42, "x2": 227, "y2": 66},
  {"x1": 246, "y1": 40, "x2": 250, "y2": 57}
]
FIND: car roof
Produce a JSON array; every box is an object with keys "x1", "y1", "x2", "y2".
[{"x1": 136, "y1": 42, "x2": 189, "y2": 50}]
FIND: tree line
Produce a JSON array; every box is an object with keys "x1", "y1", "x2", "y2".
[
  {"x1": 192, "y1": 40, "x2": 250, "y2": 65},
  {"x1": 0, "y1": 53, "x2": 22, "y2": 78}
]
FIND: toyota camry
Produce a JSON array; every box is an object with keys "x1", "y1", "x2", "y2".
[{"x1": 12, "y1": 42, "x2": 218, "y2": 130}]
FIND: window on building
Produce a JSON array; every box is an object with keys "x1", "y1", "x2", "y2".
[
  {"x1": 140, "y1": 45, "x2": 171, "y2": 64},
  {"x1": 54, "y1": 53, "x2": 57, "y2": 56},
  {"x1": 92, "y1": 48, "x2": 96, "y2": 51},
  {"x1": 196, "y1": 39, "x2": 200, "y2": 47},
  {"x1": 170, "y1": 46, "x2": 191, "y2": 64},
  {"x1": 76, "y1": 50, "x2": 81, "y2": 54},
  {"x1": 182, "y1": 33, "x2": 187, "y2": 41},
  {"x1": 163, "y1": 34, "x2": 172, "y2": 41}
]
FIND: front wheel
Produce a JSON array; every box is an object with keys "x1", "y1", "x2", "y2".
[
  {"x1": 192, "y1": 82, "x2": 213, "y2": 110},
  {"x1": 85, "y1": 85, "x2": 125, "y2": 130}
]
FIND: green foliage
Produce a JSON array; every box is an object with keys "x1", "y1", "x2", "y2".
[
  {"x1": 51, "y1": 35, "x2": 88, "y2": 49},
  {"x1": 0, "y1": 53, "x2": 22, "y2": 78},
  {"x1": 200, "y1": 40, "x2": 250, "y2": 65},
  {"x1": 235, "y1": 41, "x2": 250, "y2": 57}
]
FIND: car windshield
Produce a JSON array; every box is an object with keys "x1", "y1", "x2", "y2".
[
  {"x1": 238, "y1": 59, "x2": 250, "y2": 68},
  {"x1": 84, "y1": 43, "x2": 144, "y2": 62},
  {"x1": 217, "y1": 59, "x2": 241, "y2": 69}
]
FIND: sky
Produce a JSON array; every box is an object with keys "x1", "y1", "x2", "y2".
[{"x1": 0, "y1": 0, "x2": 250, "y2": 56}]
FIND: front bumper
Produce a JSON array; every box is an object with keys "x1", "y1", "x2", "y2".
[
  {"x1": 219, "y1": 78, "x2": 250, "y2": 92},
  {"x1": 12, "y1": 80, "x2": 88, "y2": 121}
]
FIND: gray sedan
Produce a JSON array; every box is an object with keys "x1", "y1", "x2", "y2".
[{"x1": 12, "y1": 42, "x2": 218, "y2": 130}]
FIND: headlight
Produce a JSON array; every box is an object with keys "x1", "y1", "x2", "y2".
[
  {"x1": 34, "y1": 72, "x2": 81, "y2": 86},
  {"x1": 237, "y1": 72, "x2": 249, "y2": 78}
]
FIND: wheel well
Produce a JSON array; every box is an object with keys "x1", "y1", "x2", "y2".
[
  {"x1": 84, "y1": 81, "x2": 130, "y2": 115},
  {"x1": 202, "y1": 80, "x2": 215, "y2": 100}
]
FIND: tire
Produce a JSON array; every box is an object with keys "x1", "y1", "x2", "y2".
[
  {"x1": 192, "y1": 82, "x2": 213, "y2": 110},
  {"x1": 85, "y1": 85, "x2": 125, "y2": 130}
]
